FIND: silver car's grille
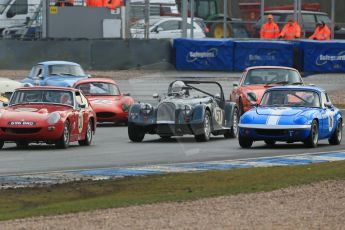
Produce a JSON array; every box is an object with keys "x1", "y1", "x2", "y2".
[{"x1": 157, "y1": 102, "x2": 175, "y2": 124}]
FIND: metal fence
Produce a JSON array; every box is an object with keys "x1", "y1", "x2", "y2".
[{"x1": 1, "y1": 0, "x2": 345, "y2": 40}]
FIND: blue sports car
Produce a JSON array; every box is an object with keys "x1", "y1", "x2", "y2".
[
  {"x1": 21, "y1": 61, "x2": 89, "y2": 87},
  {"x1": 238, "y1": 86, "x2": 343, "y2": 148}
]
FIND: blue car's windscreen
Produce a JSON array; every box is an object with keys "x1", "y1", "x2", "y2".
[
  {"x1": 261, "y1": 90, "x2": 320, "y2": 108},
  {"x1": 48, "y1": 65, "x2": 85, "y2": 77}
]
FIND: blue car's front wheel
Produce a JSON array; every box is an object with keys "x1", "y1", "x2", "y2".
[
  {"x1": 304, "y1": 120, "x2": 318, "y2": 148},
  {"x1": 239, "y1": 135, "x2": 253, "y2": 148}
]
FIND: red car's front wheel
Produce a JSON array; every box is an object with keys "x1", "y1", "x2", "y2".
[{"x1": 55, "y1": 121, "x2": 70, "y2": 149}]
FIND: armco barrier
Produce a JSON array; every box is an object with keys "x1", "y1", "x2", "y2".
[
  {"x1": 301, "y1": 40, "x2": 345, "y2": 73},
  {"x1": 174, "y1": 38, "x2": 234, "y2": 71},
  {"x1": 233, "y1": 40, "x2": 296, "y2": 71}
]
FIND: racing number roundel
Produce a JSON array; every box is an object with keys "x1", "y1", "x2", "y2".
[{"x1": 214, "y1": 108, "x2": 223, "y2": 125}]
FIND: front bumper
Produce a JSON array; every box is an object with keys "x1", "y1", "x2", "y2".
[
  {"x1": 0, "y1": 122, "x2": 64, "y2": 142},
  {"x1": 239, "y1": 124, "x2": 311, "y2": 141},
  {"x1": 156, "y1": 123, "x2": 204, "y2": 136}
]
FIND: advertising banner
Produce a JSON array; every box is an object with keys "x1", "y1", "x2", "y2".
[
  {"x1": 301, "y1": 40, "x2": 345, "y2": 73},
  {"x1": 174, "y1": 38, "x2": 234, "y2": 71},
  {"x1": 234, "y1": 41, "x2": 295, "y2": 71}
]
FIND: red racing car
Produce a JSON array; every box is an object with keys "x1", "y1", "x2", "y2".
[
  {"x1": 0, "y1": 86, "x2": 96, "y2": 149},
  {"x1": 230, "y1": 66, "x2": 304, "y2": 115},
  {"x1": 74, "y1": 78, "x2": 134, "y2": 124}
]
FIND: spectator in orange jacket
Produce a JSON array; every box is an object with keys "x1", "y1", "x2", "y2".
[
  {"x1": 279, "y1": 19, "x2": 301, "y2": 40},
  {"x1": 309, "y1": 21, "x2": 331, "y2": 40},
  {"x1": 260, "y1": 14, "x2": 280, "y2": 39},
  {"x1": 87, "y1": 0, "x2": 123, "y2": 9}
]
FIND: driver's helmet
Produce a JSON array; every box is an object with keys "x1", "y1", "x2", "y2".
[
  {"x1": 60, "y1": 94, "x2": 72, "y2": 105},
  {"x1": 304, "y1": 94, "x2": 315, "y2": 106},
  {"x1": 170, "y1": 81, "x2": 186, "y2": 96},
  {"x1": 25, "y1": 92, "x2": 40, "y2": 103},
  {"x1": 79, "y1": 84, "x2": 91, "y2": 95}
]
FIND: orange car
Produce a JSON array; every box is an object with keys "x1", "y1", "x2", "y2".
[
  {"x1": 74, "y1": 78, "x2": 134, "y2": 124},
  {"x1": 230, "y1": 66, "x2": 304, "y2": 115}
]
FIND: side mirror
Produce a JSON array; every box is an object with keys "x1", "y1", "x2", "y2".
[
  {"x1": 309, "y1": 83, "x2": 315, "y2": 86},
  {"x1": 335, "y1": 25, "x2": 341, "y2": 31},
  {"x1": 122, "y1": 93, "x2": 131, "y2": 96},
  {"x1": 6, "y1": 9, "x2": 16, "y2": 18},
  {"x1": 233, "y1": 82, "x2": 239, "y2": 87},
  {"x1": 324, "y1": 102, "x2": 333, "y2": 108},
  {"x1": 155, "y1": 27, "x2": 163, "y2": 33},
  {"x1": 153, "y1": 93, "x2": 159, "y2": 99},
  {"x1": 86, "y1": 74, "x2": 91, "y2": 78},
  {"x1": 2, "y1": 102, "x2": 8, "y2": 107},
  {"x1": 79, "y1": 103, "x2": 86, "y2": 109}
]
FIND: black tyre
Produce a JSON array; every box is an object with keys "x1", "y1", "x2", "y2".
[
  {"x1": 195, "y1": 110, "x2": 211, "y2": 142},
  {"x1": 128, "y1": 123, "x2": 145, "y2": 142},
  {"x1": 264, "y1": 140, "x2": 276, "y2": 146},
  {"x1": 224, "y1": 107, "x2": 239, "y2": 138},
  {"x1": 239, "y1": 98, "x2": 245, "y2": 116},
  {"x1": 160, "y1": 135, "x2": 171, "y2": 140},
  {"x1": 16, "y1": 141, "x2": 29, "y2": 149},
  {"x1": 79, "y1": 120, "x2": 93, "y2": 146},
  {"x1": 0, "y1": 140, "x2": 4, "y2": 150},
  {"x1": 239, "y1": 135, "x2": 253, "y2": 148},
  {"x1": 55, "y1": 121, "x2": 70, "y2": 149},
  {"x1": 304, "y1": 120, "x2": 319, "y2": 148},
  {"x1": 329, "y1": 119, "x2": 342, "y2": 145}
]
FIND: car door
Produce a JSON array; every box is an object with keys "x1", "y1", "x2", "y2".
[
  {"x1": 320, "y1": 92, "x2": 335, "y2": 138},
  {"x1": 73, "y1": 92, "x2": 88, "y2": 140},
  {"x1": 152, "y1": 19, "x2": 181, "y2": 39}
]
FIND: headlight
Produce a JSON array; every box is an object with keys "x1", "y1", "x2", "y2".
[
  {"x1": 47, "y1": 112, "x2": 61, "y2": 125},
  {"x1": 246, "y1": 92, "x2": 257, "y2": 103},
  {"x1": 182, "y1": 104, "x2": 192, "y2": 116},
  {"x1": 140, "y1": 103, "x2": 153, "y2": 115},
  {"x1": 122, "y1": 103, "x2": 131, "y2": 112}
]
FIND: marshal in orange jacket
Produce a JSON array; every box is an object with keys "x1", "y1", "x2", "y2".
[
  {"x1": 279, "y1": 20, "x2": 301, "y2": 40},
  {"x1": 86, "y1": 0, "x2": 123, "y2": 9},
  {"x1": 309, "y1": 23, "x2": 331, "y2": 40}
]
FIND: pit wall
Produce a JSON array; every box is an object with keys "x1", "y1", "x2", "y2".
[
  {"x1": 1, "y1": 39, "x2": 345, "y2": 73},
  {"x1": 0, "y1": 39, "x2": 172, "y2": 70}
]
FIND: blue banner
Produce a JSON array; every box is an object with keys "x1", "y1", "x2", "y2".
[
  {"x1": 301, "y1": 40, "x2": 345, "y2": 73},
  {"x1": 233, "y1": 41, "x2": 295, "y2": 71},
  {"x1": 174, "y1": 38, "x2": 234, "y2": 71}
]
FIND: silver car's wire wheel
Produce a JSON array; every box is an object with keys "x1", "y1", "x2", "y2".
[
  {"x1": 204, "y1": 112, "x2": 211, "y2": 138},
  {"x1": 232, "y1": 109, "x2": 239, "y2": 137}
]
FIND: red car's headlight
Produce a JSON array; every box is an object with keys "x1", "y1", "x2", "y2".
[{"x1": 47, "y1": 112, "x2": 61, "y2": 125}]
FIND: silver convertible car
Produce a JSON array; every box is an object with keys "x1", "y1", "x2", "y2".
[{"x1": 128, "y1": 80, "x2": 239, "y2": 142}]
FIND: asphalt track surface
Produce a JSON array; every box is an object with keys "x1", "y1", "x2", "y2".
[{"x1": 1, "y1": 71, "x2": 345, "y2": 176}]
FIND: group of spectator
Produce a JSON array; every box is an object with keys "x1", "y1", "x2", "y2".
[
  {"x1": 55, "y1": 0, "x2": 123, "y2": 10},
  {"x1": 260, "y1": 14, "x2": 331, "y2": 40}
]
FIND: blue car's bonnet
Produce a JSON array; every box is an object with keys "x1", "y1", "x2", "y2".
[
  {"x1": 255, "y1": 107, "x2": 311, "y2": 116},
  {"x1": 45, "y1": 76, "x2": 87, "y2": 87}
]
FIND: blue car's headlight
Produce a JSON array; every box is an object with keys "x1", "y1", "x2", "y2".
[{"x1": 293, "y1": 115, "x2": 308, "y2": 125}]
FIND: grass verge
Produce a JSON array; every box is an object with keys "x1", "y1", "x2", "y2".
[{"x1": 0, "y1": 160, "x2": 345, "y2": 221}]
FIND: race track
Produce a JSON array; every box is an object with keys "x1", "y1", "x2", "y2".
[{"x1": 1, "y1": 71, "x2": 345, "y2": 175}]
